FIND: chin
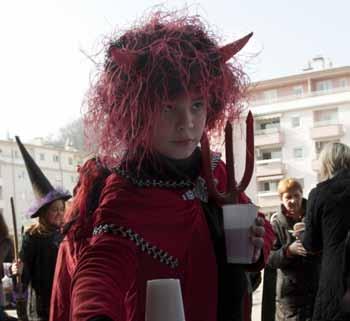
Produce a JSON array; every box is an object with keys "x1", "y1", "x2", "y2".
[{"x1": 165, "y1": 150, "x2": 196, "y2": 160}]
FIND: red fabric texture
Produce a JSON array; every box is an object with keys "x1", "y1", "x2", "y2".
[
  {"x1": 71, "y1": 171, "x2": 218, "y2": 321},
  {"x1": 50, "y1": 160, "x2": 274, "y2": 321}
]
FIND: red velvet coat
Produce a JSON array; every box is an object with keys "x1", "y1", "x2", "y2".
[{"x1": 50, "y1": 160, "x2": 274, "y2": 321}]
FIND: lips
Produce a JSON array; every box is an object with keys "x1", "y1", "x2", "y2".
[{"x1": 172, "y1": 139, "x2": 195, "y2": 145}]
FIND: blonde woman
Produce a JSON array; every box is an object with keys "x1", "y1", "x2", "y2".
[{"x1": 303, "y1": 142, "x2": 350, "y2": 321}]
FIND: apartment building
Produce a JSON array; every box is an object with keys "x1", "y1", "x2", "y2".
[
  {"x1": 0, "y1": 137, "x2": 86, "y2": 233},
  {"x1": 246, "y1": 60, "x2": 350, "y2": 216}
]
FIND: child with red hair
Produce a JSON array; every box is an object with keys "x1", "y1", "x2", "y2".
[{"x1": 50, "y1": 11, "x2": 274, "y2": 321}]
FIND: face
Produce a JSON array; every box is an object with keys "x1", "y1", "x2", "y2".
[
  {"x1": 281, "y1": 188, "x2": 303, "y2": 215},
  {"x1": 151, "y1": 93, "x2": 207, "y2": 159},
  {"x1": 46, "y1": 199, "x2": 65, "y2": 227}
]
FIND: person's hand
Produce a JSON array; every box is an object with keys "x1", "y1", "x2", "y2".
[
  {"x1": 250, "y1": 216, "x2": 265, "y2": 262},
  {"x1": 288, "y1": 240, "x2": 307, "y2": 257},
  {"x1": 292, "y1": 222, "x2": 305, "y2": 239},
  {"x1": 11, "y1": 260, "x2": 24, "y2": 275}
]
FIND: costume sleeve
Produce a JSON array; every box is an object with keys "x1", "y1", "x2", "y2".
[
  {"x1": 267, "y1": 217, "x2": 294, "y2": 269},
  {"x1": 50, "y1": 238, "x2": 80, "y2": 321},
  {"x1": 70, "y1": 175, "x2": 138, "y2": 321},
  {"x1": 302, "y1": 188, "x2": 322, "y2": 251}
]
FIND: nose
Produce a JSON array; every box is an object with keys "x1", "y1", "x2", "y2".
[{"x1": 177, "y1": 108, "x2": 194, "y2": 131}]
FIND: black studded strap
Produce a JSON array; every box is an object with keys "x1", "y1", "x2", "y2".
[{"x1": 93, "y1": 224, "x2": 179, "y2": 269}]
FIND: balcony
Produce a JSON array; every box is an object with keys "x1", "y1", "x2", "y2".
[
  {"x1": 251, "y1": 85, "x2": 350, "y2": 107},
  {"x1": 256, "y1": 159, "x2": 285, "y2": 177},
  {"x1": 255, "y1": 127, "x2": 283, "y2": 147},
  {"x1": 310, "y1": 121, "x2": 344, "y2": 140},
  {"x1": 257, "y1": 192, "x2": 280, "y2": 209}
]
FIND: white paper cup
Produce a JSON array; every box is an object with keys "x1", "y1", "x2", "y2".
[
  {"x1": 222, "y1": 203, "x2": 257, "y2": 264},
  {"x1": 145, "y1": 278, "x2": 186, "y2": 321}
]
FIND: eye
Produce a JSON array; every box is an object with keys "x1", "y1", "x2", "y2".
[
  {"x1": 192, "y1": 101, "x2": 204, "y2": 111},
  {"x1": 163, "y1": 104, "x2": 175, "y2": 112}
]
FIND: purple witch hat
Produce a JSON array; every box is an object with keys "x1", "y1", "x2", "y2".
[{"x1": 15, "y1": 136, "x2": 71, "y2": 218}]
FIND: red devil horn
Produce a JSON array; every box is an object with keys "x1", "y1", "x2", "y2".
[
  {"x1": 220, "y1": 32, "x2": 253, "y2": 62},
  {"x1": 109, "y1": 47, "x2": 138, "y2": 70}
]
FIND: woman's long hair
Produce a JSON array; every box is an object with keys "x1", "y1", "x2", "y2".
[
  {"x1": 26, "y1": 201, "x2": 65, "y2": 236},
  {"x1": 0, "y1": 213, "x2": 10, "y2": 241},
  {"x1": 319, "y1": 142, "x2": 350, "y2": 180}
]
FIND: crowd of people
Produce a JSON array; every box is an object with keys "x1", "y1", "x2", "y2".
[
  {"x1": 0, "y1": 9, "x2": 349, "y2": 321},
  {"x1": 262, "y1": 142, "x2": 350, "y2": 321}
]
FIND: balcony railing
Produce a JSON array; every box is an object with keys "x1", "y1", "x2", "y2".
[
  {"x1": 255, "y1": 128, "x2": 283, "y2": 147},
  {"x1": 255, "y1": 127, "x2": 280, "y2": 135},
  {"x1": 257, "y1": 192, "x2": 280, "y2": 208},
  {"x1": 313, "y1": 119, "x2": 338, "y2": 127},
  {"x1": 256, "y1": 158, "x2": 285, "y2": 177},
  {"x1": 310, "y1": 123, "x2": 344, "y2": 140},
  {"x1": 251, "y1": 85, "x2": 350, "y2": 106}
]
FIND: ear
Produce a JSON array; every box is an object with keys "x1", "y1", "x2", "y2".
[{"x1": 219, "y1": 32, "x2": 253, "y2": 62}]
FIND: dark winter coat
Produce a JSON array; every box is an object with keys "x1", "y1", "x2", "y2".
[
  {"x1": 303, "y1": 169, "x2": 350, "y2": 321},
  {"x1": 268, "y1": 200, "x2": 320, "y2": 321},
  {"x1": 20, "y1": 229, "x2": 62, "y2": 321}
]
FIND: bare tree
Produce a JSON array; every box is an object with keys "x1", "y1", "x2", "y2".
[{"x1": 46, "y1": 118, "x2": 85, "y2": 150}]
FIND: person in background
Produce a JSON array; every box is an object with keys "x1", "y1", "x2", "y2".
[
  {"x1": 0, "y1": 213, "x2": 17, "y2": 321},
  {"x1": 303, "y1": 142, "x2": 350, "y2": 321},
  {"x1": 267, "y1": 178, "x2": 320, "y2": 321},
  {"x1": 50, "y1": 10, "x2": 274, "y2": 321},
  {"x1": 10, "y1": 137, "x2": 71, "y2": 321}
]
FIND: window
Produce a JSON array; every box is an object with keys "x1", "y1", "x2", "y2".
[
  {"x1": 257, "y1": 118, "x2": 280, "y2": 131},
  {"x1": 71, "y1": 175, "x2": 75, "y2": 183},
  {"x1": 0, "y1": 165, "x2": 1, "y2": 178},
  {"x1": 258, "y1": 181, "x2": 278, "y2": 193},
  {"x1": 18, "y1": 171, "x2": 26, "y2": 179},
  {"x1": 263, "y1": 89, "x2": 278, "y2": 102},
  {"x1": 291, "y1": 116, "x2": 300, "y2": 128},
  {"x1": 53, "y1": 155, "x2": 59, "y2": 162},
  {"x1": 292, "y1": 85, "x2": 303, "y2": 96},
  {"x1": 315, "y1": 80, "x2": 332, "y2": 92},
  {"x1": 339, "y1": 78, "x2": 348, "y2": 88},
  {"x1": 40, "y1": 153, "x2": 45, "y2": 161},
  {"x1": 293, "y1": 147, "x2": 304, "y2": 159},
  {"x1": 258, "y1": 148, "x2": 282, "y2": 160},
  {"x1": 315, "y1": 140, "x2": 339, "y2": 157},
  {"x1": 0, "y1": 186, "x2": 3, "y2": 200},
  {"x1": 14, "y1": 150, "x2": 19, "y2": 158},
  {"x1": 314, "y1": 108, "x2": 338, "y2": 126},
  {"x1": 68, "y1": 157, "x2": 73, "y2": 165}
]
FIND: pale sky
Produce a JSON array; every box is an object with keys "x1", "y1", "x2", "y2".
[{"x1": 0, "y1": 0, "x2": 349, "y2": 141}]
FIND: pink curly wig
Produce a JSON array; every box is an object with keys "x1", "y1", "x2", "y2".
[{"x1": 84, "y1": 11, "x2": 250, "y2": 168}]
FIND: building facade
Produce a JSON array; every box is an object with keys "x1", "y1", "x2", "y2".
[
  {"x1": 246, "y1": 64, "x2": 350, "y2": 216},
  {"x1": 0, "y1": 138, "x2": 86, "y2": 233}
]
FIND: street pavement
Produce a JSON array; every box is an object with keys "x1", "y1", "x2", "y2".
[{"x1": 252, "y1": 277, "x2": 263, "y2": 321}]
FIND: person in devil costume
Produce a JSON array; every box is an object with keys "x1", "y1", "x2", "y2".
[
  {"x1": 50, "y1": 11, "x2": 274, "y2": 321},
  {"x1": 10, "y1": 137, "x2": 71, "y2": 321}
]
